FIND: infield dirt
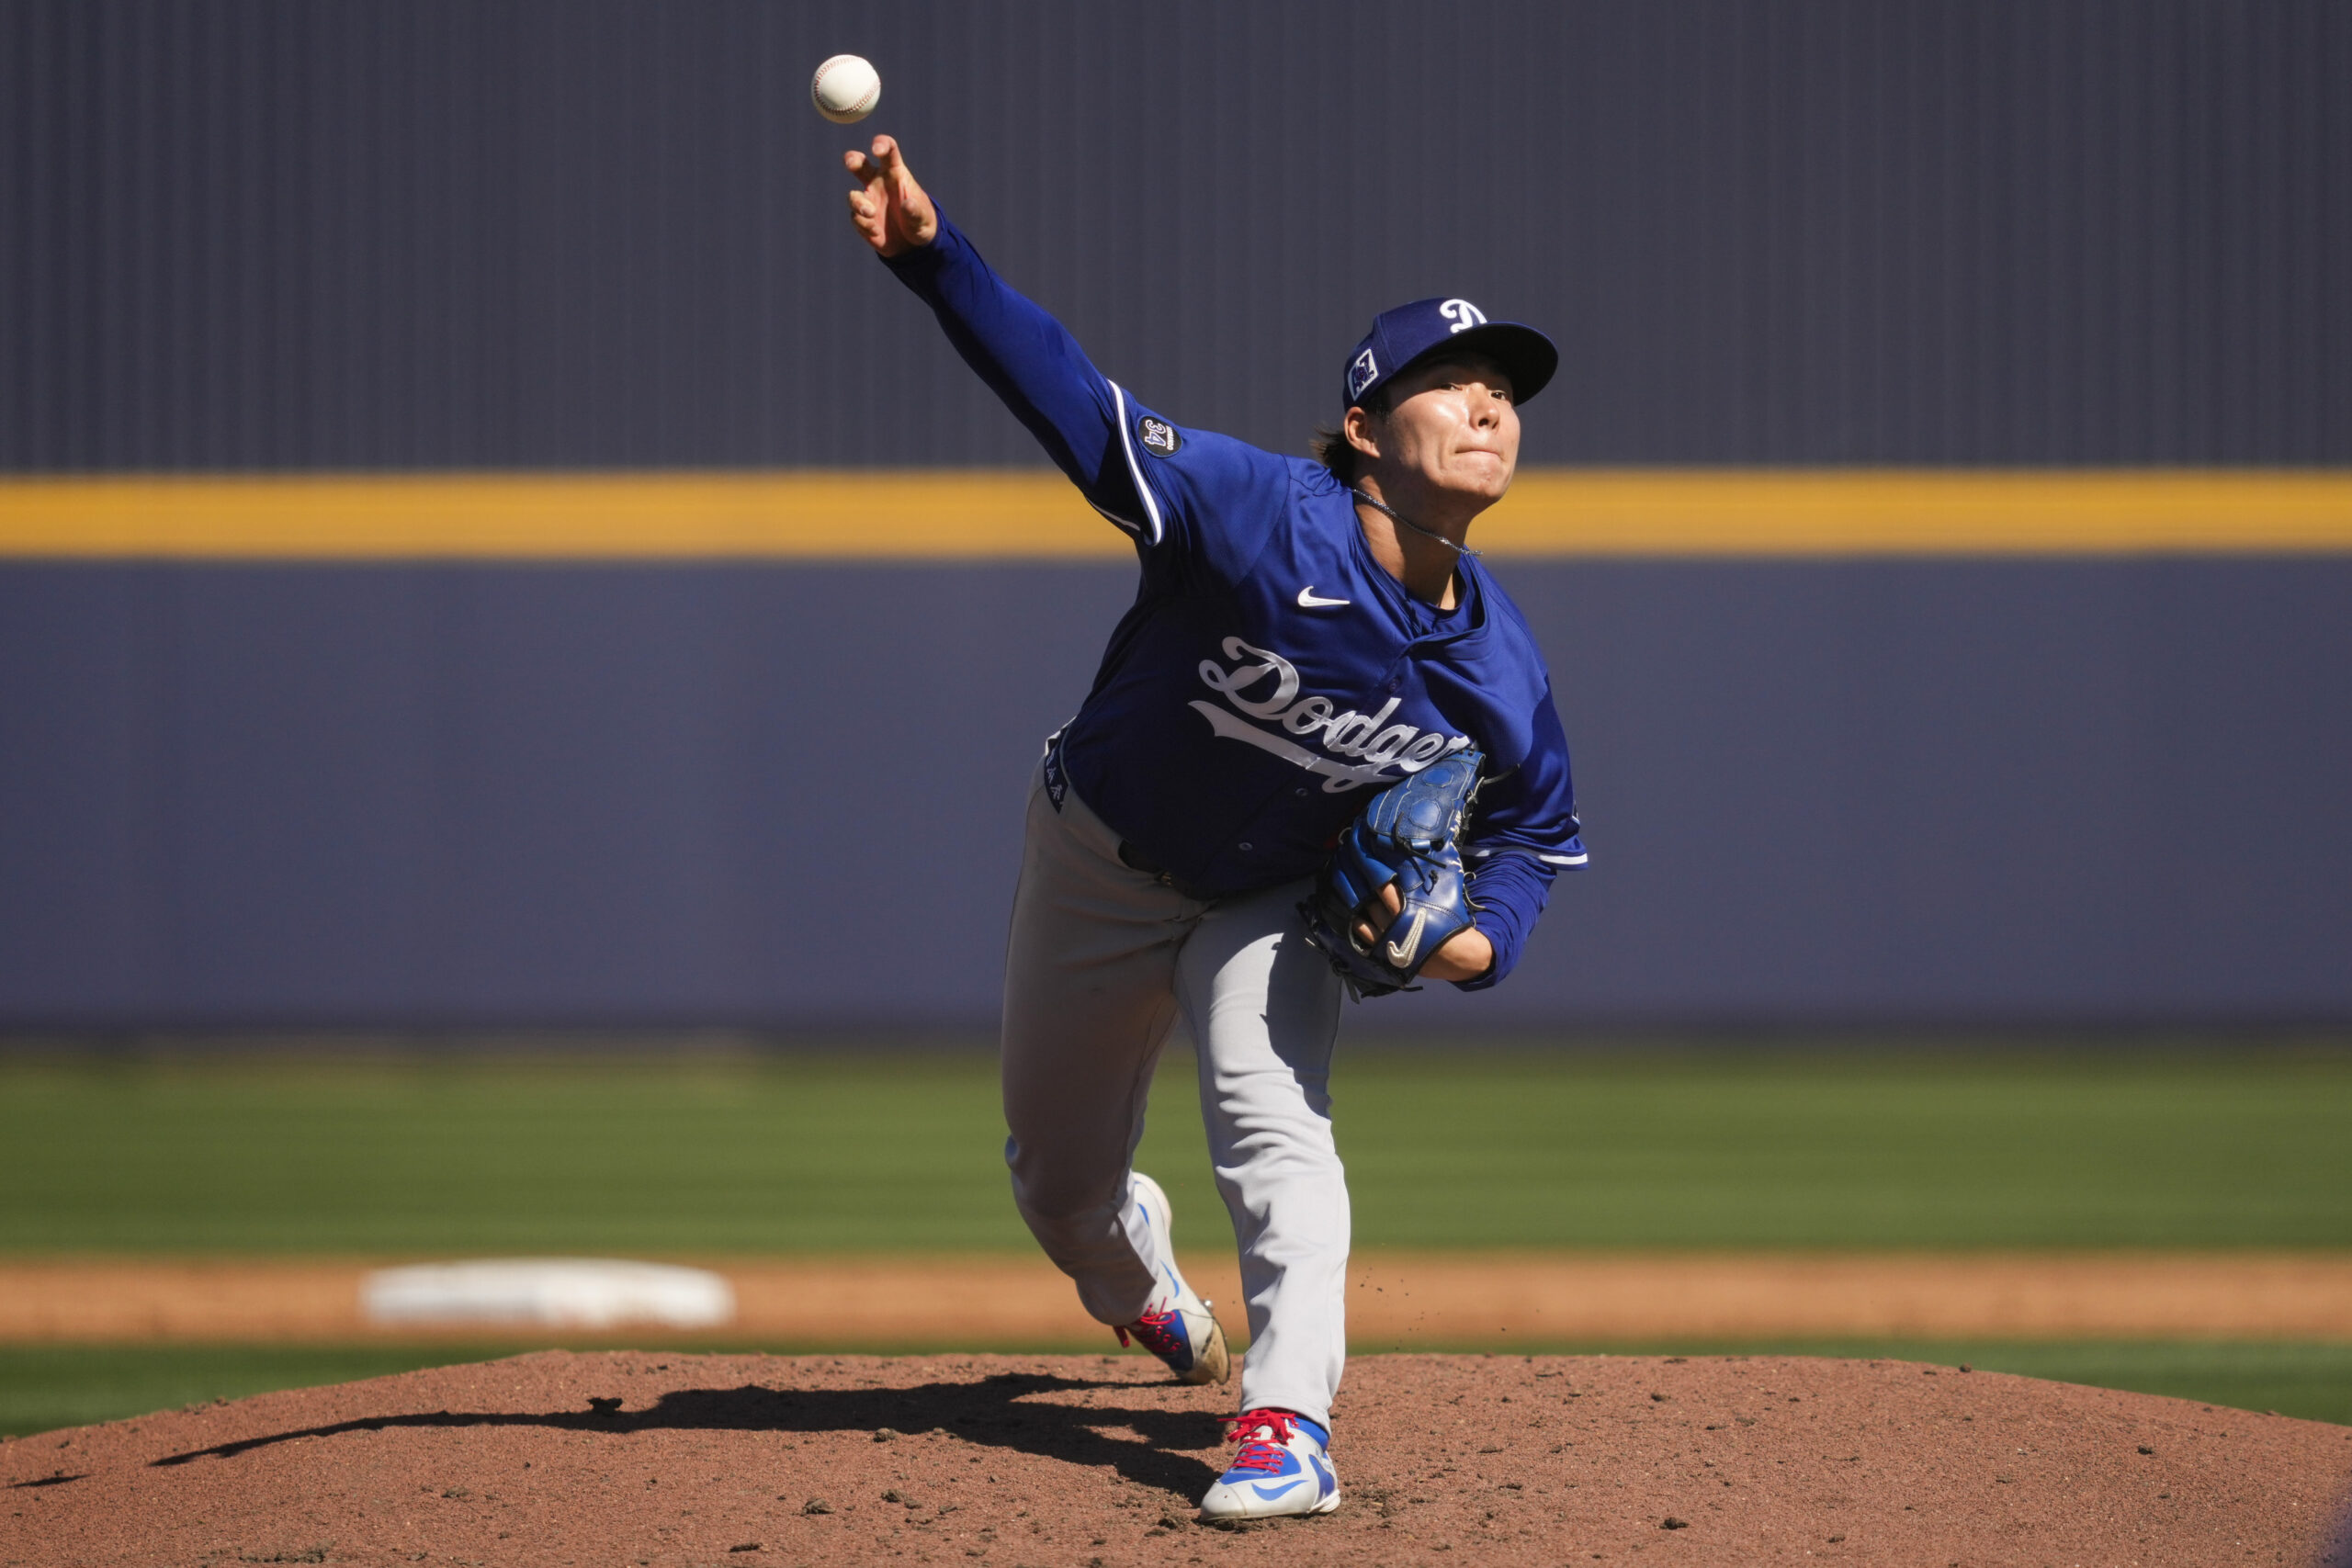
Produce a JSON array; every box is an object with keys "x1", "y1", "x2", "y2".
[
  {"x1": 12, "y1": 1252, "x2": 2352, "y2": 1343},
  {"x1": 7, "y1": 1350, "x2": 2350, "y2": 1567}
]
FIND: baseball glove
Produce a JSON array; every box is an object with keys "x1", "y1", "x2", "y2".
[{"x1": 1299, "y1": 747, "x2": 1485, "y2": 998}]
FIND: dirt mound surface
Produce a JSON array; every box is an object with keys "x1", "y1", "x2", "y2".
[{"x1": 6, "y1": 1351, "x2": 2349, "y2": 1567}]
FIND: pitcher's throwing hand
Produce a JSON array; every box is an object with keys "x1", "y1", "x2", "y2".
[{"x1": 843, "y1": 136, "x2": 935, "y2": 257}]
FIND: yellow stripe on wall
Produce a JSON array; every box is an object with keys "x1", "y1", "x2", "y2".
[
  {"x1": 0, "y1": 469, "x2": 2347, "y2": 559},
  {"x1": 1486, "y1": 470, "x2": 2352, "y2": 556},
  {"x1": 0, "y1": 472, "x2": 1115, "y2": 560}
]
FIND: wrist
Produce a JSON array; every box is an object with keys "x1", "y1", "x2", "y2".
[{"x1": 1425, "y1": 925, "x2": 1495, "y2": 983}]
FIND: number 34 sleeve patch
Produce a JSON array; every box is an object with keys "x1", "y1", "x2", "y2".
[{"x1": 1137, "y1": 415, "x2": 1182, "y2": 457}]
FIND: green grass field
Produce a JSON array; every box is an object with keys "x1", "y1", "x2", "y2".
[
  {"x1": 3, "y1": 1045, "x2": 2348, "y2": 1435},
  {"x1": 4, "y1": 1046, "x2": 2348, "y2": 1252}
]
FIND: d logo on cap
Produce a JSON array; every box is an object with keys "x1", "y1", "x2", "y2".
[{"x1": 1439, "y1": 299, "x2": 1487, "y2": 333}]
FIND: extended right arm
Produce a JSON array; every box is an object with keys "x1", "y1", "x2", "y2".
[
  {"x1": 846, "y1": 135, "x2": 1153, "y2": 536},
  {"x1": 884, "y1": 217, "x2": 1150, "y2": 529}
]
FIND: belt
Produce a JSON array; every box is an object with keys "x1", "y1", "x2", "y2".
[{"x1": 1117, "y1": 840, "x2": 1214, "y2": 902}]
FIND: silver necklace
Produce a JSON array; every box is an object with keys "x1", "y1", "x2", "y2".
[{"x1": 1350, "y1": 489, "x2": 1482, "y2": 558}]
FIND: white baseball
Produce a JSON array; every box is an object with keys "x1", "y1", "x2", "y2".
[{"x1": 811, "y1": 54, "x2": 881, "y2": 124}]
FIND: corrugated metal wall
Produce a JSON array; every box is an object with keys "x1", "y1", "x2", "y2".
[{"x1": 5, "y1": 0, "x2": 2347, "y2": 470}]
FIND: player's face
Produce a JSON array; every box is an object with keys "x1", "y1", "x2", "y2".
[{"x1": 1367, "y1": 354, "x2": 1521, "y2": 504}]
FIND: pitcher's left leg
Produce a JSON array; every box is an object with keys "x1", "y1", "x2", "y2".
[{"x1": 1174, "y1": 879, "x2": 1348, "y2": 1427}]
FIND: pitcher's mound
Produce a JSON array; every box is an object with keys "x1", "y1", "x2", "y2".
[{"x1": 6, "y1": 1350, "x2": 2348, "y2": 1566}]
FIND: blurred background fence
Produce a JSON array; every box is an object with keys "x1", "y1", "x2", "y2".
[{"x1": 3, "y1": 0, "x2": 2347, "y2": 1031}]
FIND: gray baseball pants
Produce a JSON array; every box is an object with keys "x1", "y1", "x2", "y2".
[{"x1": 1001, "y1": 758, "x2": 1349, "y2": 1426}]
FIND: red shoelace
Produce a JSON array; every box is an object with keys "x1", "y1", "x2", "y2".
[
  {"x1": 1221, "y1": 1408, "x2": 1305, "y2": 1474},
  {"x1": 1114, "y1": 1307, "x2": 1187, "y2": 1359}
]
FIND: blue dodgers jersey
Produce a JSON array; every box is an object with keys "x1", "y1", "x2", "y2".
[{"x1": 887, "y1": 214, "x2": 1586, "y2": 987}]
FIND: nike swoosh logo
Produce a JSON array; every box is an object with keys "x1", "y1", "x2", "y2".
[
  {"x1": 1295, "y1": 586, "x2": 1351, "y2": 608},
  {"x1": 1385, "y1": 908, "x2": 1430, "y2": 969},
  {"x1": 1250, "y1": 1477, "x2": 1309, "y2": 1500}
]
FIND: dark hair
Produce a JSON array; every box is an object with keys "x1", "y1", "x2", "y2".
[{"x1": 1310, "y1": 387, "x2": 1392, "y2": 486}]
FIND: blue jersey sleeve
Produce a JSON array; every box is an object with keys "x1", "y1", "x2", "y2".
[
  {"x1": 1455, "y1": 684, "x2": 1586, "y2": 991},
  {"x1": 883, "y1": 213, "x2": 1291, "y2": 567}
]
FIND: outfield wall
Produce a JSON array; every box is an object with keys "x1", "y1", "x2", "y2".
[
  {"x1": 3, "y1": 3, "x2": 2348, "y2": 1030},
  {"x1": 5, "y1": 548, "x2": 2346, "y2": 1031}
]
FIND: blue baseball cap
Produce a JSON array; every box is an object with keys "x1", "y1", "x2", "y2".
[{"x1": 1341, "y1": 297, "x2": 1558, "y2": 411}]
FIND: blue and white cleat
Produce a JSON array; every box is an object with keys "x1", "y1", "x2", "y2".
[
  {"x1": 1113, "y1": 1172, "x2": 1229, "y2": 1386},
  {"x1": 1198, "y1": 1408, "x2": 1342, "y2": 1520}
]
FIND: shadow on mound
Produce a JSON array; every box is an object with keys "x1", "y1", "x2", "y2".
[
  {"x1": 2322, "y1": 1504, "x2": 2352, "y2": 1566},
  {"x1": 150, "y1": 1371, "x2": 1227, "y2": 1497}
]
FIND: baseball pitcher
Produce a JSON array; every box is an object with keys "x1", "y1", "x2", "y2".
[{"x1": 844, "y1": 135, "x2": 1586, "y2": 1520}]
